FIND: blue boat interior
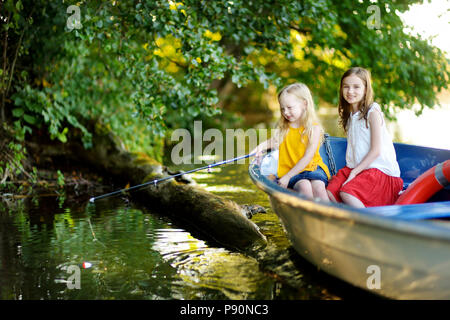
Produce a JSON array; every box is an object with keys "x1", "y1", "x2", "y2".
[
  {"x1": 319, "y1": 136, "x2": 450, "y2": 219},
  {"x1": 320, "y1": 136, "x2": 449, "y2": 193},
  {"x1": 257, "y1": 135, "x2": 450, "y2": 221}
]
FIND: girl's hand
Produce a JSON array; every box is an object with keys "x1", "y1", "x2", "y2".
[
  {"x1": 278, "y1": 175, "x2": 291, "y2": 188},
  {"x1": 251, "y1": 147, "x2": 264, "y2": 164}
]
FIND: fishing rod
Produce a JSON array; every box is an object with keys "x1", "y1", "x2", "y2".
[{"x1": 88, "y1": 152, "x2": 256, "y2": 203}]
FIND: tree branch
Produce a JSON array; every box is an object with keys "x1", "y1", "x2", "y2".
[
  {"x1": 1, "y1": 12, "x2": 11, "y2": 123},
  {"x1": 289, "y1": 24, "x2": 311, "y2": 34},
  {"x1": 6, "y1": 25, "x2": 26, "y2": 96}
]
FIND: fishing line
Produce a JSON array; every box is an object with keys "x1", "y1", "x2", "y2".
[{"x1": 88, "y1": 153, "x2": 256, "y2": 203}]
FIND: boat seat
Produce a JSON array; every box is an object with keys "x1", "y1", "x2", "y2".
[{"x1": 318, "y1": 135, "x2": 450, "y2": 203}]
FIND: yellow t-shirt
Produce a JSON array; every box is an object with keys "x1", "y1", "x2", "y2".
[{"x1": 277, "y1": 125, "x2": 331, "y2": 179}]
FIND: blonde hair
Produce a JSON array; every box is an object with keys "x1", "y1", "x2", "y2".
[
  {"x1": 338, "y1": 67, "x2": 374, "y2": 131},
  {"x1": 277, "y1": 83, "x2": 323, "y2": 145}
]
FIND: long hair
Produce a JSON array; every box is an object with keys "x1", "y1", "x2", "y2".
[
  {"x1": 277, "y1": 83, "x2": 323, "y2": 145},
  {"x1": 338, "y1": 67, "x2": 374, "y2": 131}
]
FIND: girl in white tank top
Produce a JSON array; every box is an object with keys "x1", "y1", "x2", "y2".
[
  {"x1": 346, "y1": 102, "x2": 400, "y2": 177},
  {"x1": 326, "y1": 67, "x2": 403, "y2": 208}
]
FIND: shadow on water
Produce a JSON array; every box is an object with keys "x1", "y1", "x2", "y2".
[{"x1": 0, "y1": 195, "x2": 272, "y2": 299}]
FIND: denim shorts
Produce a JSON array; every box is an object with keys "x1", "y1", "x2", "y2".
[{"x1": 287, "y1": 166, "x2": 329, "y2": 189}]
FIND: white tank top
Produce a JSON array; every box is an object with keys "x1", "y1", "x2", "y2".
[{"x1": 346, "y1": 102, "x2": 401, "y2": 177}]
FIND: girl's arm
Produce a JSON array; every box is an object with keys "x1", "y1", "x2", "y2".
[
  {"x1": 278, "y1": 125, "x2": 321, "y2": 187},
  {"x1": 250, "y1": 130, "x2": 280, "y2": 157},
  {"x1": 343, "y1": 110, "x2": 382, "y2": 185}
]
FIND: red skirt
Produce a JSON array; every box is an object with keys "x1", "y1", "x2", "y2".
[{"x1": 327, "y1": 166, "x2": 404, "y2": 207}]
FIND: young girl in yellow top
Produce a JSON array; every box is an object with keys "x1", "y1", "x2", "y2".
[{"x1": 252, "y1": 83, "x2": 330, "y2": 201}]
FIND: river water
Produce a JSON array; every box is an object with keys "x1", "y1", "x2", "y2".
[{"x1": 0, "y1": 158, "x2": 378, "y2": 300}]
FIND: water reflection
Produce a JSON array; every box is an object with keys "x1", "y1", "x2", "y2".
[
  {"x1": 0, "y1": 195, "x2": 277, "y2": 300},
  {"x1": 202, "y1": 185, "x2": 257, "y2": 193},
  {"x1": 153, "y1": 228, "x2": 272, "y2": 299}
]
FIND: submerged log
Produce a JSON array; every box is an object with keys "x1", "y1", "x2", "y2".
[
  {"x1": 135, "y1": 179, "x2": 267, "y2": 251},
  {"x1": 30, "y1": 124, "x2": 267, "y2": 251}
]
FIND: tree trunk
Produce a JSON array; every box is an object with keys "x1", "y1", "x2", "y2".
[{"x1": 30, "y1": 124, "x2": 267, "y2": 252}]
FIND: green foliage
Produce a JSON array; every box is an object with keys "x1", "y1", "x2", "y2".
[
  {"x1": 1, "y1": 0, "x2": 449, "y2": 161},
  {"x1": 0, "y1": 125, "x2": 35, "y2": 189},
  {"x1": 56, "y1": 170, "x2": 65, "y2": 189}
]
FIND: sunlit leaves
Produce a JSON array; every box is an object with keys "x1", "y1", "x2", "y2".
[{"x1": 2, "y1": 0, "x2": 449, "y2": 160}]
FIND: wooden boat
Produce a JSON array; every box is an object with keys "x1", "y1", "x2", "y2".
[{"x1": 249, "y1": 136, "x2": 450, "y2": 299}]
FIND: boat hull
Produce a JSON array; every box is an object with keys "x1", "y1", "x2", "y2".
[{"x1": 270, "y1": 196, "x2": 450, "y2": 299}]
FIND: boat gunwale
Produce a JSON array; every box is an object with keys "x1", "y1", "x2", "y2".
[{"x1": 249, "y1": 161, "x2": 450, "y2": 243}]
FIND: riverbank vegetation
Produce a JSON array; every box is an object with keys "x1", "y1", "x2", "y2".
[{"x1": 1, "y1": 0, "x2": 449, "y2": 196}]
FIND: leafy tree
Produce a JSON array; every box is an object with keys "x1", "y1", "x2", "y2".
[{"x1": 0, "y1": 0, "x2": 448, "y2": 183}]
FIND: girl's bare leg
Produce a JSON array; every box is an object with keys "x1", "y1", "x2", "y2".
[
  {"x1": 340, "y1": 191, "x2": 365, "y2": 208},
  {"x1": 311, "y1": 180, "x2": 329, "y2": 202},
  {"x1": 293, "y1": 179, "x2": 313, "y2": 198}
]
